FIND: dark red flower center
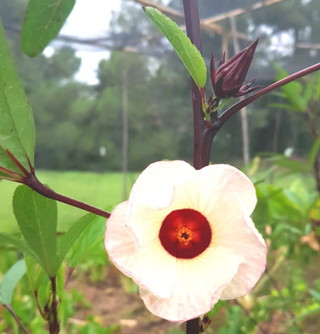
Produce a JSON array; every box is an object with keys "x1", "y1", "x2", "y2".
[{"x1": 159, "y1": 209, "x2": 212, "y2": 259}]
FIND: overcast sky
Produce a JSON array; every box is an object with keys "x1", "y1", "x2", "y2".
[{"x1": 48, "y1": 0, "x2": 122, "y2": 84}]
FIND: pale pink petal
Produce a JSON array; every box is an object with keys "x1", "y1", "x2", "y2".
[
  {"x1": 105, "y1": 201, "x2": 177, "y2": 299},
  {"x1": 128, "y1": 175, "x2": 202, "y2": 244},
  {"x1": 168, "y1": 176, "x2": 200, "y2": 211},
  {"x1": 197, "y1": 164, "x2": 257, "y2": 216},
  {"x1": 105, "y1": 161, "x2": 266, "y2": 322},
  {"x1": 206, "y1": 199, "x2": 267, "y2": 300},
  {"x1": 140, "y1": 246, "x2": 245, "y2": 322},
  {"x1": 105, "y1": 201, "x2": 138, "y2": 258},
  {"x1": 219, "y1": 217, "x2": 266, "y2": 299},
  {"x1": 125, "y1": 203, "x2": 168, "y2": 246},
  {"x1": 129, "y1": 160, "x2": 195, "y2": 211},
  {"x1": 127, "y1": 161, "x2": 197, "y2": 243}
]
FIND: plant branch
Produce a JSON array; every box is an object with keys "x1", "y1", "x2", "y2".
[
  {"x1": 34, "y1": 291, "x2": 48, "y2": 320},
  {"x1": 24, "y1": 173, "x2": 111, "y2": 218},
  {"x1": 65, "y1": 267, "x2": 75, "y2": 288},
  {"x1": 199, "y1": 61, "x2": 320, "y2": 161},
  {"x1": 5, "y1": 150, "x2": 111, "y2": 219},
  {"x1": 4, "y1": 304, "x2": 30, "y2": 334},
  {"x1": 0, "y1": 165, "x2": 24, "y2": 180},
  {"x1": 219, "y1": 61, "x2": 320, "y2": 127}
]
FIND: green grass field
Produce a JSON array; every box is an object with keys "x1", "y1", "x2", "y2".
[
  {"x1": 1, "y1": 166, "x2": 315, "y2": 234},
  {"x1": 0, "y1": 171, "x2": 138, "y2": 233}
]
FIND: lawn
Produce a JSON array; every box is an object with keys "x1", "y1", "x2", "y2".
[{"x1": 0, "y1": 170, "x2": 138, "y2": 233}]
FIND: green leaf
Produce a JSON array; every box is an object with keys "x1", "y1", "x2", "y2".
[
  {"x1": 0, "y1": 232, "x2": 40, "y2": 261},
  {"x1": 0, "y1": 19, "x2": 36, "y2": 174},
  {"x1": 314, "y1": 71, "x2": 320, "y2": 101},
  {"x1": 24, "y1": 255, "x2": 36, "y2": 290},
  {"x1": 22, "y1": 0, "x2": 76, "y2": 57},
  {"x1": 144, "y1": 7, "x2": 207, "y2": 88},
  {"x1": 269, "y1": 103, "x2": 298, "y2": 111},
  {"x1": 13, "y1": 185, "x2": 59, "y2": 277},
  {"x1": 200, "y1": 300, "x2": 226, "y2": 332},
  {"x1": 270, "y1": 156, "x2": 309, "y2": 173},
  {"x1": 303, "y1": 76, "x2": 315, "y2": 105},
  {"x1": 56, "y1": 265, "x2": 65, "y2": 299},
  {"x1": 308, "y1": 138, "x2": 320, "y2": 169},
  {"x1": 285, "y1": 303, "x2": 320, "y2": 325},
  {"x1": 57, "y1": 213, "x2": 101, "y2": 267},
  {"x1": 24, "y1": 254, "x2": 46, "y2": 291},
  {"x1": 309, "y1": 289, "x2": 320, "y2": 301},
  {"x1": 0, "y1": 260, "x2": 26, "y2": 305},
  {"x1": 67, "y1": 215, "x2": 106, "y2": 268},
  {"x1": 34, "y1": 267, "x2": 46, "y2": 291},
  {"x1": 274, "y1": 223, "x2": 303, "y2": 236},
  {"x1": 274, "y1": 63, "x2": 305, "y2": 112},
  {"x1": 271, "y1": 91, "x2": 286, "y2": 98}
]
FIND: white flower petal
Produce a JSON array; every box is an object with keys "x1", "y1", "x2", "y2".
[
  {"x1": 207, "y1": 199, "x2": 267, "y2": 300},
  {"x1": 125, "y1": 203, "x2": 167, "y2": 246},
  {"x1": 105, "y1": 201, "x2": 138, "y2": 260},
  {"x1": 105, "y1": 201, "x2": 177, "y2": 299},
  {"x1": 140, "y1": 246, "x2": 245, "y2": 322},
  {"x1": 169, "y1": 176, "x2": 200, "y2": 211},
  {"x1": 197, "y1": 164, "x2": 257, "y2": 216},
  {"x1": 129, "y1": 160, "x2": 195, "y2": 211},
  {"x1": 105, "y1": 161, "x2": 266, "y2": 322},
  {"x1": 127, "y1": 161, "x2": 197, "y2": 244}
]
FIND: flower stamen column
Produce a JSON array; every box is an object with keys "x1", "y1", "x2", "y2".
[{"x1": 160, "y1": 209, "x2": 212, "y2": 259}]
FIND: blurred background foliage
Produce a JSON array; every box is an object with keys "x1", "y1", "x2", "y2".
[
  {"x1": 1, "y1": 0, "x2": 320, "y2": 171},
  {"x1": 1, "y1": 0, "x2": 320, "y2": 333}
]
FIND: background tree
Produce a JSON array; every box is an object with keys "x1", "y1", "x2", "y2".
[{"x1": 1, "y1": 0, "x2": 320, "y2": 170}]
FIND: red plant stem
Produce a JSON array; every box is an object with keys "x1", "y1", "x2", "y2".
[
  {"x1": 219, "y1": 61, "x2": 320, "y2": 126},
  {"x1": 187, "y1": 318, "x2": 199, "y2": 334},
  {"x1": 49, "y1": 277, "x2": 59, "y2": 334},
  {"x1": 183, "y1": 0, "x2": 202, "y2": 333},
  {"x1": 4, "y1": 304, "x2": 30, "y2": 334},
  {"x1": 200, "y1": 61, "x2": 320, "y2": 166},
  {"x1": 5, "y1": 150, "x2": 111, "y2": 219},
  {"x1": 24, "y1": 173, "x2": 111, "y2": 219},
  {"x1": 183, "y1": 0, "x2": 206, "y2": 171},
  {"x1": 201, "y1": 124, "x2": 221, "y2": 167}
]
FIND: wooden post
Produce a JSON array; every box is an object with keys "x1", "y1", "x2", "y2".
[
  {"x1": 122, "y1": 53, "x2": 128, "y2": 200},
  {"x1": 230, "y1": 15, "x2": 250, "y2": 166}
]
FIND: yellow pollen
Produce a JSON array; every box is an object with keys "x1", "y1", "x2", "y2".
[{"x1": 176, "y1": 226, "x2": 193, "y2": 245}]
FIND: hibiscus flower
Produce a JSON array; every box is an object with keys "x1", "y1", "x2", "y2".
[{"x1": 105, "y1": 160, "x2": 267, "y2": 322}]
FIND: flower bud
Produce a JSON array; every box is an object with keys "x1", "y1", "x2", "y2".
[{"x1": 211, "y1": 39, "x2": 260, "y2": 99}]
